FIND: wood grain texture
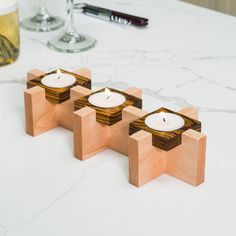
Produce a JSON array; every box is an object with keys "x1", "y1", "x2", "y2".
[
  {"x1": 27, "y1": 69, "x2": 45, "y2": 81},
  {"x1": 27, "y1": 68, "x2": 91, "y2": 104},
  {"x1": 74, "y1": 87, "x2": 142, "y2": 125},
  {"x1": 58, "y1": 85, "x2": 92, "y2": 130},
  {"x1": 123, "y1": 87, "x2": 142, "y2": 99},
  {"x1": 24, "y1": 86, "x2": 58, "y2": 136},
  {"x1": 178, "y1": 107, "x2": 198, "y2": 120},
  {"x1": 73, "y1": 107, "x2": 110, "y2": 160},
  {"x1": 73, "y1": 87, "x2": 144, "y2": 160},
  {"x1": 109, "y1": 87, "x2": 145, "y2": 154},
  {"x1": 129, "y1": 107, "x2": 201, "y2": 151},
  {"x1": 166, "y1": 129, "x2": 206, "y2": 186},
  {"x1": 128, "y1": 107, "x2": 206, "y2": 187},
  {"x1": 73, "y1": 68, "x2": 91, "y2": 79},
  {"x1": 129, "y1": 130, "x2": 166, "y2": 187},
  {"x1": 70, "y1": 85, "x2": 91, "y2": 100},
  {"x1": 110, "y1": 106, "x2": 147, "y2": 155},
  {"x1": 24, "y1": 68, "x2": 92, "y2": 136}
]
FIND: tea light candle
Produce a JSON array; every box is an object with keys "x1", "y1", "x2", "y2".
[
  {"x1": 41, "y1": 69, "x2": 76, "y2": 88},
  {"x1": 145, "y1": 112, "x2": 185, "y2": 131},
  {"x1": 88, "y1": 88, "x2": 126, "y2": 108}
]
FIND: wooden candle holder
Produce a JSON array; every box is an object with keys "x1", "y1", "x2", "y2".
[
  {"x1": 74, "y1": 87, "x2": 142, "y2": 125},
  {"x1": 128, "y1": 107, "x2": 206, "y2": 187},
  {"x1": 24, "y1": 68, "x2": 92, "y2": 136},
  {"x1": 24, "y1": 68, "x2": 206, "y2": 188},
  {"x1": 73, "y1": 87, "x2": 145, "y2": 160},
  {"x1": 129, "y1": 107, "x2": 201, "y2": 151}
]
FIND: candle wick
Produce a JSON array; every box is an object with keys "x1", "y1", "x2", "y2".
[
  {"x1": 106, "y1": 95, "x2": 111, "y2": 99},
  {"x1": 163, "y1": 117, "x2": 166, "y2": 122},
  {"x1": 57, "y1": 75, "x2": 61, "y2": 80}
]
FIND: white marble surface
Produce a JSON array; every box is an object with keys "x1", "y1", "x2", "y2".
[{"x1": 0, "y1": 0, "x2": 236, "y2": 235}]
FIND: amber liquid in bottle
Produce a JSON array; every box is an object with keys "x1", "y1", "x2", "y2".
[{"x1": 0, "y1": 10, "x2": 20, "y2": 66}]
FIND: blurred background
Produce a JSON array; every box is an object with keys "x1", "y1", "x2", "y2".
[{"x1": 181, "y1": 0, "x2": 236, "y2": 16}]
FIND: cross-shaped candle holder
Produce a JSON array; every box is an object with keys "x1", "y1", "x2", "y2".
[
  {"x1": 24, "y1": 68, "x2": 92, "y2": 136},
  {"x1": 73, "y1": 87, "x2": 144, "y2": 160},
  {"x1": 24, "y1": 67, "x2": 207, "y2": 188},
  {"x1": 128, "y1": 107, "x2": 206, "y2": 187}
]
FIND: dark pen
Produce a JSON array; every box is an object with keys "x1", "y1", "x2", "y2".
[{"x1": 74, "y1": 3, "x2": 149, "y2": 27}]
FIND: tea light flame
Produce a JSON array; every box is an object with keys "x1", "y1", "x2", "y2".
[
  {"x1": 57, "y1": 69, "x2": 62, "y2": 79},
  {"x1": 160, "y1": 112, "x2": 166, "y2": 122},
  {"x1": 105, "y1": 88, "x2": 112, "y2": 99}
]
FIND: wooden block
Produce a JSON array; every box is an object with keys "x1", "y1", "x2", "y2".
[
  {"x1": 73, "y1": 107, "x2": 110, "y2": 160},
  {"x1": 27, "y1": 68, "x2": 91, "y2": 104},
  {"x1": 129, "y1": 107, "x2": 201, "y2": 151},
  {"x1": 166, "y1": 129, "x2": 206, "y2": 186},
  {"x1": 58, "y1": 85, "x2": 92, "y2": 130},
  {"x1": 24, "y1": 86, "x2": 58, "y2": 136},
  {"x1": 129, "y1": 130, "x2": 166, "y2": 187},
  {"x1": 178, "y1": 107, "x2": 198, "y2": 120},
  {"x1": 74, "y1": 87, "x2": 142, "y2": 125},
  {"x1": 27, "y1": 69, "x2": 45, "y2": 81},
  {"x1": 73, "y1": 68, "x2": 91, "y2": 80},
  {"x1": 24, "y1": 68, "x2": 92, "y2": 136},
  {"x1": 128, "y1": 107, "x2": 206, "y2": 187},
  {"x1": 73, "y1": 87, "x2": 144, "y2": 159},
  {"x1": 70, "y1": 85, "x2": 92, "y2": 101},
  {"x1": 110, "y1": 106, "x2": 147, "y2": 155},
  {"x1": 109, "y1": 87, "x2": 143, "y2": 154},
  {"x1": 124, "y1": 87, "x2": 142, "y2": 99}
]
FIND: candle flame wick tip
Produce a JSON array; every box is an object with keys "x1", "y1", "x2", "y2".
[
  {"x1": 57, "y1": 69, "x2": 62, "y2": 79},
  {"x1": 105, "y1": 88, "x2": 112, "y2": 99},
  {"x1": 160, "y1": 111, "x2": 166, "y2": 122}
]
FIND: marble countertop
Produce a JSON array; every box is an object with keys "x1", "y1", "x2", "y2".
[{"x1": 1, "y1": 0, "x2": 236, "y2": 235}]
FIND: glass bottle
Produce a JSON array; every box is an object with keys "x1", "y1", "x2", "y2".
[{"x1": 0, "y1": 0, "x2": 20, "y2": 66}]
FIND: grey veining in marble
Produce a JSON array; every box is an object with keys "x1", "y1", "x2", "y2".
[{"x1": 0, "y1": 0, "x2": 236, "y2": 236}]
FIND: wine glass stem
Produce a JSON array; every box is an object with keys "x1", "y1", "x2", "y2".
[
  {"x1": 38, "y1": 0, "x2": 46, "y2": 13},
  {"x1": 37, "y1": 0, "x2": 51, "y2": 20},
  {"x1": 66, "y1": 0, "x2": 77, "y2": 34}
]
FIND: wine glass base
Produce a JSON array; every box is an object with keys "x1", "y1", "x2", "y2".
[
  {"x1": 47, "y1": 32, "x2": 96, "y2": 53},
  {"x1": 20, "y1": 15, "x2": 64, "y2": 32}
]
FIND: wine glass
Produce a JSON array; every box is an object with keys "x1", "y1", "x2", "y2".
[
  {"x1": 47, "y1": 0, "x2": 96, "y2": 53},
  {"x1": 20, "y1": 0, "x2": 64, "y2": 32}
]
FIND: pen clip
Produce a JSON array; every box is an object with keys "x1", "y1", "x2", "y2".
[{"x1": 73, "y1": 3, "x2": 88, "y2": 12}]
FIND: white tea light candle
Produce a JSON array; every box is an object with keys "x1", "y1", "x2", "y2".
[
  {"x1": 145, "y1": 112, "x2": 185, "y2": 131},
  {"x1": 88, "y1": 88, "x2": 126, "y2": 108},
  {"x1": 41, "y1": 69, "x2": 76, "y2": 88}
]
